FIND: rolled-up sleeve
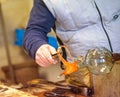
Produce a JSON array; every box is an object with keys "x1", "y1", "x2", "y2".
[{"x1": 23, "y1": 0, "x2": 55, "y2": 59}]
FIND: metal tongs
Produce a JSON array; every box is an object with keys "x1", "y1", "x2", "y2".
[{"x1": 53, "y1": 45, "x2": 79, "y2": 76}]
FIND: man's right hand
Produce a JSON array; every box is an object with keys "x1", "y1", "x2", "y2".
[{"x1": 35, "y1": 44, "x2": 58, "y2": 67}]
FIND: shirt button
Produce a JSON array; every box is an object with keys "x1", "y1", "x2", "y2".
[{"x1": 113, "y1": 15, "x2": 119, "y2": 20}]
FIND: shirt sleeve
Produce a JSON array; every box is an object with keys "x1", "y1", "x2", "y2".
[{"x1": 23, "y1": 0, "x2": 55, "y2": 59}]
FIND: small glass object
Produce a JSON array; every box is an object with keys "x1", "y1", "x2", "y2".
[{"x1": 80, "y1": 47, "x2": 113, "y2": 74}]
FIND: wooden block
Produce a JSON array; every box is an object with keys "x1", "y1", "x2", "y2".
[{"x1": 92, "y1": 61, "x2": 120, "y2": 97}]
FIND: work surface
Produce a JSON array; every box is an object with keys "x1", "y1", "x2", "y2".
[
  {"x1": 0, "y1": 79, "x2": 88, "y2": 97},
  {"x1": 0, "y1": 61, "x2": 119, "y2": 97}
]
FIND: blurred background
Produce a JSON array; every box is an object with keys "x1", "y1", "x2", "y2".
[
  {"x1": 0, "y1": 1, "x2": 119, "y2": 97},
  {"x1": 0, "y1": 0, "x2": 64, "y2": 85}
]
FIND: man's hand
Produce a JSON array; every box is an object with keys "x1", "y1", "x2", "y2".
[{"x1": 35, "y1": 44, "x2": 58, "y2": 67}]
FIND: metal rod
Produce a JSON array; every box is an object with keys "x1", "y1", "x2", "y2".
[{"x1": 0, "y1": 3, "x2": 16, "y2": 83}]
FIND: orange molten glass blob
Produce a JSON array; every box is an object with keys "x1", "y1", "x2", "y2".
[{"x1": 57, "y1": 46, "x2": 79, "y2": 76}]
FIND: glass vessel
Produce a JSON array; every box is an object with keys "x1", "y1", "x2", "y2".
[
  {"x1": 80, "y1": 47, "x2": 113, "y2": 74},
  {"x1": 57, "y1": 46, "x2": 114, "y2": 75}
]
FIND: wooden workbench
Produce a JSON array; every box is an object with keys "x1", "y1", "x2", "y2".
[
  {"x1": 1, "y1": 61, "x2": 119, "y2": 97},
  {"x1": 0, "y1": 79, "x2": 87, "y2": 97},
  {"x1": 0, "y1": 84, "x2": 37, "y2": 97}
]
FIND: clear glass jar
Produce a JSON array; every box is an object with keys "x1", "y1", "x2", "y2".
[{"x1": 82, "y1": 47, "x2": 113, "y2": 74}]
